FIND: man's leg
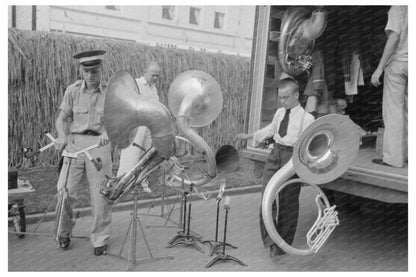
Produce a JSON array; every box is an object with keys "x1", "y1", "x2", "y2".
[
  {"x1": 86, "y1": 143, "x2": 112, "y2": 249},
  {"x1": 259, "y1": 147, "x2": 281, "y2": 249},
  {"x1": 382, "y1": 61, "x2": 407, "y2": 167},
  {"x1": 117, "y1": 127, "x2": 146, "y2": 177},
  {"x1": 276, "y1": 148, "x2": 301, "y2": 247},
  {"x1": 55, "y1": 156, "x2": 85, "y2": 247},
  {"x1": 276, "y1": 181, "x2": 301, "y2": 246}
]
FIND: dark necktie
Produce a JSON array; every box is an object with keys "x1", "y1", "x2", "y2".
[{"x1": 278, "y1": 108, "x2": 291, "y2": 138}]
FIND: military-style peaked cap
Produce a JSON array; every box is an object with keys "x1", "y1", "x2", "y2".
[{"x1": 73, "y1": 50, "x2": 106, "y2": 69}]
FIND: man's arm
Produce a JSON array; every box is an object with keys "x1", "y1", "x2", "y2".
[
  {"x1": 54, "y1": 110, "x2": 71, "y2": 151},
  {"x1": 98, "y1": 130, "x2": 110, "y2": 147},
  {"x1": 371, "y1": 30, "x2": 400, "y2": 87}
]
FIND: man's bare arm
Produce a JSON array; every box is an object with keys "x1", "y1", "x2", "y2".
[
  {"x1": 371, "y1": 31, "x2": 400, "y2": 87},
  {"x1": 54, "y1": 110, "x2": 71, "y2": 151}
]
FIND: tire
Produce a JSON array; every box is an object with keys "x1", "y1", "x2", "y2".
[
  {"x1": 16, "y1": 204, "x2": 26, "y2": 238},
  {"x1": 9, "y1": 200, "x2": 26, "y2": 238}
]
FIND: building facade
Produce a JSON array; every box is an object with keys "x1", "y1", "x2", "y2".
[{"x1": 8, "y1": 5, "x2": 255, "y2": 56}]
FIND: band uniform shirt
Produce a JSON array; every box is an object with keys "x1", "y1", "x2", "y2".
[
  {"x1": 253, "y1": 104, "x2": 314, "y2": 147},
  {"x1": 136, "y1": 76, "x2": 159, "y2": 101},
  {"x1": 117, "y1": 76, "x2": 159, "y2": 177},
  {"x1": 133, "y1": 76, "x2": 160, "y2": 148},
  {"x1": 59, "y1": 80, "x2": 107, "y2": 134},
  {"x1": 385, "y1": 6, "x2": 408, "y2": 64}
]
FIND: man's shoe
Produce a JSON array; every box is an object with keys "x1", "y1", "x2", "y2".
[
  {"x1": 94, "y1": 245, "x2": 107, "y2": 256},
  {"x1": 269, "y1": 245, "x2": 283, "y2": 258},
  {"x1": 58, "y1": 237, "x2": 71, "y2": 249},
  {"x1": 372, "y1": 159, "x2": 393, "y2": 167}
]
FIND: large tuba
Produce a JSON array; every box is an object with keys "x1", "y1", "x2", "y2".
[
  {"x1": 278, "y1": 7, "x2": 327, "y2": 76},
  {"x1": 262, "y1": 114, "x2": 360, "y2": 255},
  {"x1": 167, "y1": 70, "x2": 230, "y2": 186},
  {"x1": 100, "y1": 70, "x2": 176, "y2": 202}
]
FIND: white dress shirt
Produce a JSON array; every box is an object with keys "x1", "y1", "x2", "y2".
[
  {"x1": 136, "y1": 76, "x2": 159, "y2": 101},
  {"x1": 253, "y1": 104, "x2": 315, "y2": 147},
  {"x1": 118, "y1": 76, "x2": 159, "y2": 178}
]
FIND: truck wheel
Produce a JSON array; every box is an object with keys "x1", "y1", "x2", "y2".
[
  {"x1": 16, "y1": 204, "x2": 26, "y2": 238},
  {"x1": 11, "y1": 201, "x2": 26, "y2": 238}
]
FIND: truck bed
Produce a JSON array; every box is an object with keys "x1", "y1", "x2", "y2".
[
  {"x1": 242, "y1": 144, "x2": 408, "y2": 203},
  {"x1": 344, "y1": 146, "x2": 407, "y2": 190},
  {"x1": 329, "y1": 145, "x2": 408, "y2": 203}
]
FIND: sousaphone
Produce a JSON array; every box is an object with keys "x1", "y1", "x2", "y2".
[
  {"x1": 262, "y1": 114, "x2": 360, "y2": 255},
  {"x1": 167, "y1": 70, "x2": 239, "y2": 187},
  {"x1": 278, "y1": 7, "x2": 327, "y2": 76},
  {"x1": 100, "y1": 70, "x2": 176, "y2": 202}
]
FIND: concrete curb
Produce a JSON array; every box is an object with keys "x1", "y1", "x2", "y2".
[{"x1": 21, "y1": 185, "x2": 262, "y2": 225}]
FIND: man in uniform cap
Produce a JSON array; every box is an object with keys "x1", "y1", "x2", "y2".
[{"x1": 54, "y1": 50, "x2": 112, "y2": 256}]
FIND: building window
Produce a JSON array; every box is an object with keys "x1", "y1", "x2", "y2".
[
  {"x1": 105, "y1": 5, "x2": 120, "y2": 11},
  {"x1": 189, "y1": 7, "x2": 201, "y2": 25},
  {"x1": 214, "y1": 11, "x2": 225, "y2": 29},
  {"x1": 162, "y1": 6, "x2": 175, "y2": 20}
]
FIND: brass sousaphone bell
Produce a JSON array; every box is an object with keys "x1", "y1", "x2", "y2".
[
  {"x1": 101, "y1": 70, "x2": 176, "y2": 202},
  {"x1": 167, "y1": 70, "x2": 239, "y2": 186},
  {"x1": 278, "y1": 7, "x2": 327, "y2": 76},
  {"x1": 101, "y1": 70, "x2": 238, "y2": 202},
  {"x1": 262, "y1": 114, "x2": 360, "y2": 255}
]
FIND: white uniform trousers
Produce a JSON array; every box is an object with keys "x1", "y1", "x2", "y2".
[
  {"x1": 382, "y1": 60, "x2": 408, "y2": 167},
  {"x1": 56, "y1": 134, "x2": 112, "y2": 247},
  {"x1": 117, "y1": 126, "x2": 152, "y2": 177}
]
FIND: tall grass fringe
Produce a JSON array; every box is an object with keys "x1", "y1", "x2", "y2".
[{"x1": 8, "y1": 29, "x2": 251, "y2": 168}]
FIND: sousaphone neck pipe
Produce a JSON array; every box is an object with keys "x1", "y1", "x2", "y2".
[{"x1": 176, "y1": 115, "x2": 217, "y2": 178}]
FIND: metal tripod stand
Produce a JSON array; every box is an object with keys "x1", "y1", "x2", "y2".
[
  {"x1": 166, "y1": 184, "x2": 204, "y2": 253},
  {"x1": 205, "y1": 196, "x2": 246, "y2": 268},
  {"x1": 202, "y1": 180, "x2": 237, "y2": 256},
  {"x1": 202, "y1": 197, "x2": 238, "y2": 256},
  {"x1": 107, "y1": 185, "x2": 173, "y2": 270}
]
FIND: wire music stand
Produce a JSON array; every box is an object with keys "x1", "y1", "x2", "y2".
[
  {"x1": 205, "y1": 196, "x2": 246, "y2": 268},
  {"x1": 106, "y1": 185, "x2": 173, "y2": 270},
  {"x1": 138, "y1": 166, "x2": 182, "y2": 229},
  {"x1": 166, "y1": 184, "x2": 204, "y2": 253}
]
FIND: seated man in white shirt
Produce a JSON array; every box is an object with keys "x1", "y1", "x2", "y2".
[
  {"x1": 117, "y1": 62, "x2": 161, "y2": 192},
  {"x1": 235, "y1": 78, "x2": 314, "y2": 258}
]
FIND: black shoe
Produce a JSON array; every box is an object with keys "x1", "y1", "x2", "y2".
[
  {"x1": 372, "y1": 159, "x2": 393, "y2": 167},
  {"x1": 94, "y1": 245, "x2": 107, "y2": 256},
  {"x1": 58, "y1": 237, "x2": 71, "y2": 249}
]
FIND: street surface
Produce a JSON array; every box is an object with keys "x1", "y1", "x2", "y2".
[{"x1": 8, "y1": 187, "x2": 407, "y2": 271}]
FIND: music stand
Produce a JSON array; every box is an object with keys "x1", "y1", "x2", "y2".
[
  {"x1": 166, "y1": 184, "x2": 204, "y2": 253},
  {"x1": 205, "y1": 196, "x2": 246, "y2": 268},
  {"x1": 202, "y1": 180, "x2": 237, "y2": 256},
  {"x1": 139, "y1": 167, "x2": 182, "y2": 229},
  {"x1": 107, "y1": 185, "x2": 173, "y2": 270}
]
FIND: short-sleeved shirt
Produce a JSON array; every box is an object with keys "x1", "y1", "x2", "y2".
[
  {"x1": 385, "y1": 6, "x2": 408, "y2": 63},
  {"x1": 59, "y1": 80, "x2": 107, "y2": 134},
  {"x1": 253, "y1": 104, "x2": 315, "y2": 147}
]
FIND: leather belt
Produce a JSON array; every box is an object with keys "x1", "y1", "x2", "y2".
[
  {"x1": 81, "y1": 130, "x2": 101, "y2": 136},
  {"x1": 273, "y1": 143, "x2": 294, "y2": 150}
]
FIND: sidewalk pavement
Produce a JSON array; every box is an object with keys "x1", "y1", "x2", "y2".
[{"x1": 8, "y1": 188, "x2": 408, "y2": 271}]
